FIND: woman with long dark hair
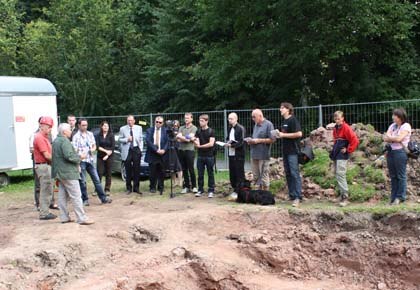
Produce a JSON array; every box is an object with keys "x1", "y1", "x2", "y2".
[
  {"x1": 96, "y1": 121, "x2": 115, "y2": 194},
  {"x1": 383, "y1": 108, "x2": 412, "y2": 205}
]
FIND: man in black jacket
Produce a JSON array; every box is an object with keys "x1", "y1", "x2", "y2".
[{"x1": 225, "y1": 112, "x2": 246, "y2": 199}]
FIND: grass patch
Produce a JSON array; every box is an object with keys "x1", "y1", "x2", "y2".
[
  {"x1": 363, "y1": 165, "x2": 385, "y2": 183},
  {"x1": 302, "y1": 148, "x2": 335, "y2": 189},
  {"x1": 348, "y1": 182, "x2": 376, "y2": 202},
  {"x1": 346, "y1": 165, "x2": 361, "y2": 183},
  {"x1": 270, "y1": 178, "x2": 286, "y2": 193}
]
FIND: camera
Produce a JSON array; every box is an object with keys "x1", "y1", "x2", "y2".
[
  {"x1": 382, "y1": 143, "x2": 392, "y2": 154},
  {"x1": 165, "y1": 120, "x2": 177, "y2": 139}
]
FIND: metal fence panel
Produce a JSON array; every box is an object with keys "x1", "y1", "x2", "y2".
[{"x1": 69, "y1": 99, "x2": 420, "y2": 170}]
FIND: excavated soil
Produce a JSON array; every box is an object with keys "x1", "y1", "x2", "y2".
[{"x1": 0, "y1": 194, "x2": 420, "y2": 290}]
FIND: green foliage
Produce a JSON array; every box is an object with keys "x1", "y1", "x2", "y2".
[
  {"x1": 270, "y1": 179, "x2": 286, "y2": 193},
  {"x1": 348, "y1": 182, "x2": 376, "y2": 202},
  {"x1": 302, "y1": 149, "x2": 335, "y2": 189},
  {"x1": 0, "y1": 0, "x2": 22, "y2": 74},
  {"x1": 363, "y1": 165, "x2": 386, "y2": 184},
  {"x1": 346, "y1": 165, "x2": 361, "y2": 184},
  {"x1": 1, "y1": 0, "x2": 419, "y2": 114}
]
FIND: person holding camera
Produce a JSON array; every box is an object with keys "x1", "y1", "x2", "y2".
[
  {"x1": 383, "y1": 108, "x2": 412, "y2": 205},
  {"x1": 329, "y1": 111, "x2": 359, "y2": 207},
  {"x1": 145, "y1": 116, "x2": 169, "y2": 195},
  {"x1": 194, "y1": 114, "x2": 216, "y2": 198},
  {"x1": 73, "y1": 118, "x2": 112, "y2": 206},
  {"x1": 177, "y1": 113, "x2": 198, "y2": 194}
]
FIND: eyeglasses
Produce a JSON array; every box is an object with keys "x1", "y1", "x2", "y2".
[{"x1": 155, "y1": 121, "x2": 163, "y2": 124}]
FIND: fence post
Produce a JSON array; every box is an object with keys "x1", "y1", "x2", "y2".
[
  {"x1": 149, "y1": 113, "x2": 153, "y2": 127},
  {"x1": 318, "y1": 104, "x2": 323, "y2": 128},
  {"x1": 223, "y1": 109, "x2": 228, "y2": 170}
]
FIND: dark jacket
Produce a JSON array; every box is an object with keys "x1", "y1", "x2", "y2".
[
  {"x1": 226, "y1": 123, "x2": 246, "y2": 158},
  {"x1": 330, "y1": 122, "x2": 359, "y2": 160},
  {"x1": 52, "y1": 134, "x2": 81, "y2": 180},
  {"x1": 145, "y1": 126, "x2": 169, "y2": 163}
]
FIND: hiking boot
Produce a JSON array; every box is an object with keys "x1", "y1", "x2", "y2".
[
  {"x1": 195, "y1": 191, "x2": 202, "y2": 197},
  {"x1": 40, "y1": 213, "x2": 57, "y2": 220},
  {"x1": 181, "y1": 188, "x2": 189, "y2": 194},
  {"x1": 391, "y1": 198, "x2": 401, "y2": 206},
  {"x1": 208, "y1": 192, "x2": 214, "y2": 198},
  {"x1": 192, "y1": 187, "x2": 198, "y2": 193},
  {"x1": 292, "y1": 199, "x2": 300, "y2": 207},
  {"x1": 83, "y1": 200, "x2": 90, "y2": 206}
]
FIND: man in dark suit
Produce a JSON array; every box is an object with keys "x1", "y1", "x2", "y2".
[
  {"x1": 119, "y1": 115, "x2": 143, "y2": 194},
  {"x1": 145, "y1": 116, "x2": 169, "y2": 195}
]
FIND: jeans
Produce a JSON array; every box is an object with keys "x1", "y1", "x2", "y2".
[
  {"x1": 229, "y1": 156, "x2": 245, "y2": 193},
  {"x1": 387, "y1": 149, "x2": 408, "y2": 202},
  {"x1": 283, "y1": 154, "x2": 302, "y2": 200},
  {"x1": 178, "y1": 150, "x2": 196, "y2": 189},
  {"x1": 79, "y1": 161, "x2": 107, "y2": 202},
  {"x1": 197, "y1": 156, "x2": 215, "y2": 193}
]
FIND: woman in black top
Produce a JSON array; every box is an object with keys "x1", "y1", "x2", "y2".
[{"x1": 96, "y1": 121, "x2": 115, "y2": 193}]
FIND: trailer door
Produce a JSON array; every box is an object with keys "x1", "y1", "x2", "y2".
[{"x1": 0, "y1": 96, "x2": 17, "y2": 170}]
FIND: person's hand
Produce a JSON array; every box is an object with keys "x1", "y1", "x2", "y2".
[
  {"x1": 106, "y1": 150, "x2": 112, "y2": 155},
  {"x1": 80, "y1": 153, "x2": 87, "y2": 159},
  {"x1": 127, "y1": 136, "x2": 133, "y2": 142},
  {"x1": 224, "y1": 143, "x2": 231, "y2": 147},
  {"x1": 383, "y1": 134, "x2": 391, "y2": 143},
  {"x1": 247, "y1": 138, "x2": 257, "y2": 145},
  {"x1": 103, "y1": 155, "x2": 109, "y2": 161},
  {"x1": 277, "y1": 131, "x2": 284, "y2": 138},
  {"x1": 340, "y1": 147, "x2": 347, "y2": 154}
]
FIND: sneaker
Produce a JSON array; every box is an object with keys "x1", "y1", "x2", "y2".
[
  {"x1": 92, "y1": 191, "x2": 97, "y2": 196},
  {"x1": 192, "y1": 187, "x2": 198, "y2": 193},
  {"x1": 339, "y1": 200, "x2": 349, "y2": 207},
  {"x1": 181, "y1": 188, "x2": 188, "y2": 194},
  {"x1": 391, "y1": 198, "x2": 400, "y2": 206},
  {"x1": 150, "y1": 189, "x2": 156, "y2": 193},
  {"x1": 195, "y1": 191, "x2": 202, "y2": 197},
  {"x1": 208, "y1": 192, "x2": 214, "y2": 198},
  {"x1": 61, "y1": 219, "x2": 74, "y2": 224},
  {"x1": 101, "y1": 197, "x2": 112, "y2": 204},
  {"x1": 79, "y1": 219, "x2": 95, "y2": 225},
  {"x1": 230, "y1": 192, "x2": 238, "y2": 199},
  {"x1": 40, "y1": 213, "x2": 57, "y2": 220},
  {"x1": 83, "y1": 200, "x2": 90, "y2": 207},
  {"x1": 292, "y1": 199, "x2": 300, "y2": 207}
]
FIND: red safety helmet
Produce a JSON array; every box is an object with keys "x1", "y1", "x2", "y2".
[{"x1": 39, "y1": 116, "x2": 54, "y2": 127}]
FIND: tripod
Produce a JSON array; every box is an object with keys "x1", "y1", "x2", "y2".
[{"x1": 166, "y1": 138, "x2": 179, "y2": 198}]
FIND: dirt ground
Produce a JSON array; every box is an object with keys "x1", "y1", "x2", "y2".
[{"x1": 1, "y1": 192, "x2": 420, "y2": 290}]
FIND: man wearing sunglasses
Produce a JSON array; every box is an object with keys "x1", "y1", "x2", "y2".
[{"x1": 145, "y1": 116, "x2": 169, "y2": 195}]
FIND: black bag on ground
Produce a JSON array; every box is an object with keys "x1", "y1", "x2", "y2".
[{"x1": 236, "y1": 181, "x2": 275, "y2": 205}]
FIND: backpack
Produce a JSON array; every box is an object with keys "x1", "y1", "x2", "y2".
[
  {"x1": 406, "y1": 141, "x2": 420, "y2": 159},
  {"x1": 295, "y1": 140, "x2": 314, "y2": 165}
]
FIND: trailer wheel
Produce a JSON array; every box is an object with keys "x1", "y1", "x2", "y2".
[{"x1": 0, "y1": 173, "x2": 10, "y2": 187}]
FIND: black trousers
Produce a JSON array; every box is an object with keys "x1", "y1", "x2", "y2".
[
  {"x1": 149, "y1": 159, "x2": 165, "y2": 192},
  {"x1": 178, "y1": 150, "x2": 196, "y2": 189},
  {"x1": 97, "y1": 155, "x2": 113, "y2": 191},
  {"x1": 125, "y1": 147, "x2": 141, "y2": 191},
  {"x1": 229, "y1": 156, "x2": 245, "y2": 193}
]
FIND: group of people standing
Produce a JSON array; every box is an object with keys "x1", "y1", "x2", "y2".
[{"x1": 30, "y1": 103, "x2": 413, "y2": 224}]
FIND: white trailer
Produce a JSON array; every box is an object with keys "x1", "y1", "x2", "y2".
[{"x1": 0, "y1": 76, "x2": 58, "y2": 186}]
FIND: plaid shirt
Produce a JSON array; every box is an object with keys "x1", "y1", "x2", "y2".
[{"x1": 72, "y1": 130, "x2": 96, "y2": 163}]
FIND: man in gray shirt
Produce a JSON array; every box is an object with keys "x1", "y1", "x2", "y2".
[{"x1": 245, "y1": 109, "x2": 276, "y2": 190}]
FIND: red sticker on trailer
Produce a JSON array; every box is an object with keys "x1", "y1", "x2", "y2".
[{"x1": 15, "y1": 116, "x2": 25, "y2": 122}]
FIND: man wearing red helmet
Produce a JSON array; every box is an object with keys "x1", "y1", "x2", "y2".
[{"x1": 33, "y1": 116, "x2": 57, "y2": 220}]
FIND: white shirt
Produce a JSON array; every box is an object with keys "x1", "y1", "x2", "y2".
[{"x1": 228, "y1": 127, "x2": 236, "y2": 156}]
